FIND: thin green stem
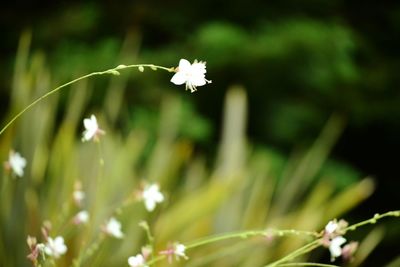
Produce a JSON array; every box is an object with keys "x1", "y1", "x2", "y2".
[
  {"x1": 145, "y1": 210, "x2": 400, "y2": 266},
  {"x1": 186, "y1": 230, "x2": 265, "y2": 249},
  {"x1": 73, "y1": 233, "x2": 105, "y2": 267},
  {"x1": 264, "y1": 240, "x2": 321, "y2": 267},
  {"x1": 145, "y1": 254, "x2": 166, "y2": 265},
  {"x1": 145, "y1": 229, "x2": 317, "y2": 266},
  {"x1": 344, "y1": 210, "x2": 400, "y2": 233},
  {"x1": 0, "y1": 64, "x2": 174, "y2": 136},
  {"x1": 186, "y1": 229, "x2": 317, "y2": 250},
  {"x1": 276, "y1": 263, "x2": 339, "y2": 267}
]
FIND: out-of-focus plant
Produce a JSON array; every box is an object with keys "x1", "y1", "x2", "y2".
[{"x1": 0, "y1": 32, "x2": 398, "y2": 267}]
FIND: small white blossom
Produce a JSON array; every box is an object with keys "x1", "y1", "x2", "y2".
[
  {"x1": 104, "y1": 217, "x2": 124, "y2": 239},
  {"x1": 160, "y1": 242, "x2": 188, "y2": 263},
  {"x1": 174, "y1": 243, "x2": 188, "y2": 260},
  {"x1": 44, "y1": 236, "x2": 67, "y2": 258},
  {"x1": 142, "y1": 183, "x2": 164, "y2": 212},
  {"x1": 325, "y1": 220, "x2": 338, "y2": 235},
  {"x1": 73, "y1": 190, "x2": 85, "y2": 206},
  {"x1": 6, "y1": 150, "x2": 27, "y2": 177},
  {"x1": 73, "y1": 210, "x2": 89, "y2": 224},
  {"x1": 329, "y1": 236, "x2": 346, "y2": 261},
  {"x1": 82, "y1": 115, "x2": 105, "y2": 142},
  {"x1": 171, "y1": 59, "x2": 211, "y2": 93},
  {"x1": 128, "y1": 254, "x2": 148, "y2": 267}
]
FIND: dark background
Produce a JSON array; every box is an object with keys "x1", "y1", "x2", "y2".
[{"x1": 1, "y1": 0, "x2": 399, "y2": 265}]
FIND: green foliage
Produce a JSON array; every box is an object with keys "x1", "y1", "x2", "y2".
[{"x1": 0, "y1": 36, "x2": 380, "y2": 266}]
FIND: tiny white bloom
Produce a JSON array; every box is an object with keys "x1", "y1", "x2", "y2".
[
  {"x1": 128, "y1": 254, "x2": 148, "y2": 267},
  {"x1": 44, "y1": 236, "x2": 67, "y2": 258},
  {"x1": 73, "y1": 190, "x2": 85, "y2": 205},
  {"x1": 171, "y1": 59, "x2": 211, "y2": 93},
  {"x1": 7, "y1": 150, "x2": 27, "y2": 177},
  {"x1": 142, "y1": 183, "x2": 164, "y2": 212},
  {"x1": 82, "y1": 115, "x2": 105, "y2": 142},
  {"x1": 104, "y1": 217, "x2": 124, "y2": 239},
  {"x1": 74, "y1": 210, "x2": 89, "y2": 224},
  {"x1": 329, "y1": 236, "x2": 346, "y2": 261},
  {"x1": 325, "y1": 220, "x2": 338, "y2": 235},
  {"x1": 174, "y1": 243, "x2": 188, "y2": 260},
  {"x1": 159, "y1": 242, "x2": 188, "y2": 263}
]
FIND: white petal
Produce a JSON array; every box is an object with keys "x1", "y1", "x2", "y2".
[
  {"x1": 9, "y1": 152, "x2": 27, "y2": 177},
  {"x1": 75, "y1": 210, "x2": 89, "y2": 223},
  {"x1": 191, "y1": 62, "x2": 207, "y2": 74},
  {"x1": 190, "y1": 76, "x2": 207, "y2": 87},
  {"x1": 145, "y1": 199, "x2": 156, "y2": 212},
  {"x1": 171, "y1": 72, "x2": 187, "y2": 85},
  {"x1": 329, "y1": 236, "x2": 346, "y2": 259},
  {"x1": 325, "y1": 221, "x2": 338, "y2": 234},
  {"x1": 178, "y1": 59, "x2": 191, "y2": 70},
  {"x1": 82, "y1": 115, "x2": 99, "y2": 141},
  {"x1": 83, "y1": 116, "x2": 97, "y2": 130},
  {"x1": 154, "y1": 191, "x2": 164, "y2": 202},
  {"x1": 54, "y1": 237, "x2": 67, "y2": 254},
  {"x1": 128, "y1": 254, "x2": 145, "y2": 267},
  {"x1": 44, "y1": 245, "x2": 53, "y2": 256}
]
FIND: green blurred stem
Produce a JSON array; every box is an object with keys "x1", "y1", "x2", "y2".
[
  {"x1": 344, "y1": 210, "x2": 400, "y2": 232},
  {"x1": 186, "y1": 229, "x2": 317, "y2": 250},
  {"x1": 276, "y1": 263, "x2": 339, "y2": 267},
  {"x1": 73, "y1": 233, "x2": 106, "y2": 267},
  {"x1": 265, "y1": 240, "x2": 321, "y2": 267},
  {"x1": 0, "y1": 64, "x2": 174, "y2": 136},
  {"x1": 145, "y1": 229, "x2": 317, "y2": 266},
  {"x1": 146, "y1": 254, "x2": 166, "y2": 265},
  {"x1": 146, "y1": 210, "x2": 400, "y2": 266}
]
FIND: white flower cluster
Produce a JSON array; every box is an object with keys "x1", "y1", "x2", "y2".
[
  {"x1": 22, "y1": 58, "x2": 210, "y2": 266},
  {"x1": 128, "y1": 254, "x2": 148, "y2": 267},
  {"x1": 43, "y1": 236, "x2": 67, "y2": 258},
  {"x1": 323, "y1": 219, "x2": 358, "y2": 262}
]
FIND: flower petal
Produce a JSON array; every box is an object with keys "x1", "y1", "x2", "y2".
[
  {"x1": 171, "y1": 72, "x2": 187, "y2": 85},
  {"x1": 178, "y1": 59, "x2": 191, "y2": 70}
]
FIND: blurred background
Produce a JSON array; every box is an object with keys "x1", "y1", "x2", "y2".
[{"x1": 0, "y1": 0, "x2": 399, "y2": 266}]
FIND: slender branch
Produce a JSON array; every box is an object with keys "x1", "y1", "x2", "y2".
[
  {"x1": 186, "y1": 229, "x2": 318, "y2": 250},
  {"x1": 276, "y1": 263, "x2": 339, "y2": 267},
  {"x1": 344, "y1": 210, "x2": 400, "y2": 233},
  {"x1": 0, "y1": 64, "x2": 174, "y2": 136},
  {"x1": 145, "y1": 254, "x2": 165, "y2": 265},
  {"x1": 264, "y1": 240, "x2": 321, "y2": 267},
  {"x1": 145, "y1": 210, "x2": 400, "y2": 266}
]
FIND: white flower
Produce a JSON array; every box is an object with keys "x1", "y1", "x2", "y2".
[
  {"x1": 325, "y1": 220, "x2": 338, "y2": 235},
  {"x1": 329, "y1": 236, "x2": 346, "y2": 261},
  {"x1": 128, "y1": 254, "x2": 148, "y2": 267},
  {"x1": 44, "y1": 236, "x2": 67, "y2": 258},
  {"x1": 171, "y1": 59, "x2": 211, "y2": 93},
  {"x1": 159, "y1": 242, "x2": 188, "y2": 263},
  {"x1": 174, "y1": 243, "x2": 188, "y2": 260},
  {"x1": 74, "y1": 210, "x2": 89, "y2": 224},
  {"x1": 142, "y1": 183, "x2": 164, "y2": 212},
  {"x1": 7, "y1": 150, "x2": 27, "y2": 177},
  {"x1": 82, "y1": 115, "x2": 105, "y2": 142},
  {"x1": 104, "y1": 217, "x2": 124, "y2": 239},
  {"x1": 73, "y1": 190, "x2": 85, "y2": 206}
]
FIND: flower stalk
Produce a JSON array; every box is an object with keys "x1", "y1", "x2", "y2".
[{"x1": 0, "y1": 63, "x2": 175, "y2": 136}]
